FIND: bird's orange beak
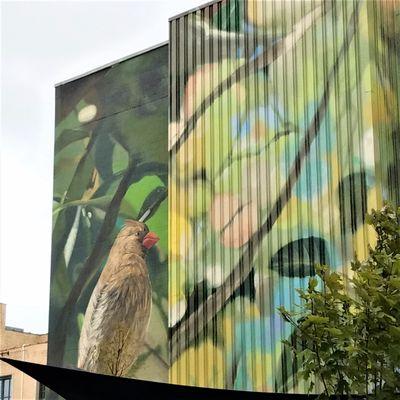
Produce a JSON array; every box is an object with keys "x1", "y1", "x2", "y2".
[{"x1": 142, "y1": 231, "x2": 159, "y2": 249}]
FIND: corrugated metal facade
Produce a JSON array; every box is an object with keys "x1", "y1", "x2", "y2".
[{"x1": 169, "y1": 0, "x2": 399, "y2": 392}]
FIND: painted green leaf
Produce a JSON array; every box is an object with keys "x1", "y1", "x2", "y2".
[
  {"x1": 338, "y1": 171, "x2": 368, "y2": 233},
  {"x1": 53, "y1": 196, "x2": 113, "y2": 215},
  {"x1": 94, "y1": 131, "x2": 115, "y2": 180},
  {"x1": 55, "y1": 129, "x2": 89, "y2": 154},
  {"x1": 137, "y1": 186, "x2": 167, "y2": 222},
  {"x1": 123, "y1": 176, "x2": 165, "y2": 218},
  {"x1": 270, "y1": 237, "x2": 329, "y2": 277}
]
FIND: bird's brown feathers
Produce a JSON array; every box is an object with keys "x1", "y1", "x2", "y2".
[{"x1": 78, "y1": 220, "x2": 152, "y2": 376}]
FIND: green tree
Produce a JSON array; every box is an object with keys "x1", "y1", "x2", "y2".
[{"x1": 279, "y1": 204, "x2": 400, "y2": 399}]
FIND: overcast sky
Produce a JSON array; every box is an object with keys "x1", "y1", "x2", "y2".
[{"x1": 0, "y1": 0, "x2": 205, "y2": 334}]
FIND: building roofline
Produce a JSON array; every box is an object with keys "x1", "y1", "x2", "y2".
[
  {"x1": 55, "y1": 40, "x2": 168, "y2": 88},
  {"x1": 169, "y1": 0, "x2": 222, "y2": 21},
  {"x1": 5, "y1": 326, "x2": 24, "y2": 333}
]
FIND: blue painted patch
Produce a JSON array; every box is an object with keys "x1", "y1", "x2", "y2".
[
  {"x1": 294, "y1": 102, "x2": 336, "y2": 200},
  {"x1": 237, "y1": 105, "x2": 283, "y2": 139},
  {"x1": 232, "y1": 276, "x2": 307, "y2": 390}
]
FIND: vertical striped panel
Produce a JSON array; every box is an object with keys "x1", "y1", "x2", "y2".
[
  {"x1": 366, "y1": 0, "x2": 400, "y2": 206},
  {"x1": 169, "y1": 0, "x2": 399, "y2": 392}
]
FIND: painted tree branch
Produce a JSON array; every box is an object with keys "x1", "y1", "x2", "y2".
[
  {"x1": 170, "y1": 0, "x2": 361, "y2": 363},
  {"x1": 169, "y1": 1, "x2": 327, "y2": 153},
  {"x1": 51, "y1": 159, "x2": 138, "y2": 366}
]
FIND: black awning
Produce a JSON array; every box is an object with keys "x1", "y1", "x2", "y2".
[{"x1": 0, "y1": 357, "x2": 316, "y2": 399}]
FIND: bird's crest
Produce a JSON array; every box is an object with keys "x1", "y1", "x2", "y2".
[{"x1": 124, "y1": 219, "x2": 140, "y2": 227}]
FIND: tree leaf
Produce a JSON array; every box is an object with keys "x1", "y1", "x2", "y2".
[{"x1": 306, "y1": 315, "x2": 329, "y2": 325}]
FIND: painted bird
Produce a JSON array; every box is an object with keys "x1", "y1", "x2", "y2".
[{"x1": 77, "y1": 220, "x2": 159, "y2": 376}]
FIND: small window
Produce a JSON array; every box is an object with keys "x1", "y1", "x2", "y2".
[{"x1": 0, "y1": 376, "x2": 12, "y2": 400}]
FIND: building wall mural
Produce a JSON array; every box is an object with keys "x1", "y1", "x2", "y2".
[
  {"x1": 48, "y1": 45, "x2": 169, "y2": 384},
  {"x1": 169, "y1": 0, "x2": 399, "y2": 393},
  {"x1": 47, "y1": 0, "x2": 399, "y2": 395}
]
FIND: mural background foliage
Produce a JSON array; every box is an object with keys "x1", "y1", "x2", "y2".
[
  {"x1": 48, "y1": 45, "x2": 169, "y2": 384},
  {"x1": 169, "y1": 0, "x2": 399, "y2": 392}
]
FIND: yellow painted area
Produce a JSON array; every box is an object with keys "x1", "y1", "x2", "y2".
[
  {"x1": 169, "y1": 210, "x2": 192, "y2": 260},
  {"x1": 170, "y1": 340, "x2": 225, "y2": 388},
  {"x1": 247, "y1": 0, "x2": 323, "y2": 34},
  {"x1": 175, "y1": 133, "x2": 204, "y2": 176},
  {"x1": 361, "y1": 65, "x2": 373, "y2": 129},
  {"x1": 170, "y1": 181, "x2": 211, "y2": 220},
  {"x1": 250, "y1": 352, "x2": 273, "y2": 392}
]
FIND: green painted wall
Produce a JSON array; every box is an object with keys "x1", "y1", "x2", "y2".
[{"x1": 48, "y1": 44, "x2": 169, "y2": 383}]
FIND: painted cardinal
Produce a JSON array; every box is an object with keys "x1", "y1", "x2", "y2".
[{"x1": 77, "y1": 220, "x2": 159, "y2": 376}]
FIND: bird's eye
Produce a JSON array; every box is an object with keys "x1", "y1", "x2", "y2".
[{"x1": 135, "y1": 232, "x2": 140, "y2": 236}]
